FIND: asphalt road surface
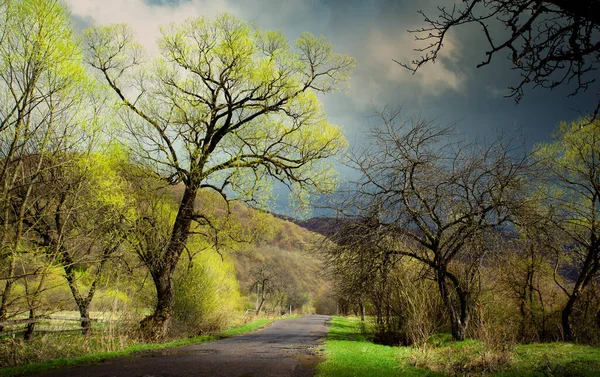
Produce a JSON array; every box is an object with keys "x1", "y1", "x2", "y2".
[{"x1": 34, "y1": 315, "x2": 331, "y2": 377}]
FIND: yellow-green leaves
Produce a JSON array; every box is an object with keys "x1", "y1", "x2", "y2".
[
  {"x1": 76, "y1": 147, "x2": 131, "y2": 216},
  {"x1": 296, "y1": 32, "x2": 356, "y2": 92},
  {"x1": 2, "y1": 0, "x2": 86, "y2": 87},
  {"x1": 84, "y1": 24, "x2": 145, "y2": 87},
  {"x1": 1, "y1": 0, "x2": 89, "y2": 138},
  {"x1": 86, "y1": 12, "x2": 354, "y2": 214},
  {"x1": 534, "y1": 117, "x2": 600, "y2": 232}
]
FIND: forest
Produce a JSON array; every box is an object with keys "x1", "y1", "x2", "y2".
[{"x1": 2, "y1": 0, "x2": 600, "y2": 375}]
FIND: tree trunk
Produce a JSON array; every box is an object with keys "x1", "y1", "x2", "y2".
[
  {"x1": 256, "y1": 281, "x2": 266, "y2": 315},
  {"x1": 560, "y1": 245, "x2": 599, "y2": 342},
  {"x1": 256, "y1": 299, "x2": 266, "y2": 315},
  {"x1": 80, "y1": 303, "x2": 92, "y2": 336},
  {"x1": 63, "y1": 255, "x2": 93, "y2": 336},
  {"x1": 437, "y1": 268, "x2": 469, "y2": 341},
  {"x1": 141, "y1": 185, "x2": 197, "y2": 339},
  {"x1": 360, "y1": 301, "x2": 366, "y2": 321},
  {"x1": 141, "y1": 266, "x2": 175, "y2": 340},
  {"x1": 562, "y1": 293, "x2": 577, "y2": 342},
  {"x1": 23, "y1": 309, "x2": 35, "y2": 341},
  {"x1": 0, "y1": 278, "x2": 14, "y2": 332}
]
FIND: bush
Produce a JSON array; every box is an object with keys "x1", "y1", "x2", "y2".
[{"x1": 172, "y1": 249, "x2": 242, "y2": 336}]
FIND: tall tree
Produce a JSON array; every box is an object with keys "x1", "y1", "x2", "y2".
[
  {"x1": 535, "y1": 118, "x2": 600, "y2": 341},
  {"x1": 85, "y1": 14, "x2": 355, "y2": 338},
  {"x1": 0, "y1": 0, "x2": 87, "y2": 329},
  {"x1": 401, "y1": 1, "x2": 600, "y2": 116}
]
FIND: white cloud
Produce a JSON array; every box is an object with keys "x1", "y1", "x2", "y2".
[
  {"x1": 367, "y1": 28, "x2": 465, "y2": 94},
  {"x1": 65, "y1": 0, "x2": 236, "y2": 52}
]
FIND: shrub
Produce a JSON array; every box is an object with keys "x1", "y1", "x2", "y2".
[{"x1": 172, "y1": 249, "x2": 242, "y2": 336}]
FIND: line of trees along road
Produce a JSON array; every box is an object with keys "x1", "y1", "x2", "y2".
[
  {"x1": 0, "y1": 0, "x2": 354, "y2": 340},
  {"x1": 324, "y1": 109, "x2": 600, "y2": 344},
  {"x1": 4, "y1": 0, "x2": 600, "y2": 349}
]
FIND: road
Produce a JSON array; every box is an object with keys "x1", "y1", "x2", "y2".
[{"x1": 35, "y1": 315, "x2": 331, "y2": 377}]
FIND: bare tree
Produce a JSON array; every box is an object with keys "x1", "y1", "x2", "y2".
[
  {"x1": 344, "y1": 108, "x2": 529, "y2": 340},
  {"x1": 400, "y1": 1, "x2": 600, "y2": 116}
]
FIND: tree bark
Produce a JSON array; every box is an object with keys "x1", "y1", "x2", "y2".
[
  {"x1": 140, "y1": 185, "x2": 197, "y2": 339},
  {"x1": 437, "y1": 268, "x2": 469, "y2": 341},
  {"x1": 80, "y1": 303, "x2": 91, "y2": 336},
  {"x1": 256, "y1": 280, "x2": 266, "y2": 315},
  {"x1": 141, "y1": 266, "x2": 175, "y2": 340},
  {"x1": 560, "y1": 243, "x2": 599, "y2": 342},
  {"x1": 23, "y1": 309, "x2": 35, "y2": 341},
  {"x1": 360, "y1": 301, "x2": 366, "y2": 321},
  {"x1": 562, "y1": 290, "x2": 578, "y2": 342}
]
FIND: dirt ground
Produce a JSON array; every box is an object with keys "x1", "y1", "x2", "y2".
[{"x1": 34, "y1": 314, "x2": 331, "y2": 377}]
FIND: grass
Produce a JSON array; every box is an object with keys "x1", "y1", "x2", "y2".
[
  {"x1": 315, "y1": 316, "x2": 441, "y2": 377},
  {"x1": 316, "y1": 317, "x2": 600, "y2": 377},
  {"x1": 499, "y1": 342, "x2": 600, "y2": 377},
  {"x1": 411, "y1": 335, "x2": 600, "y2": 376},
  {"x1": 0, "y1": 316, "x2": 277, "y2": 377}
]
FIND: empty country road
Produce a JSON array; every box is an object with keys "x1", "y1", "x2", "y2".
[{"x1": 34, "y1": 315, "x2": 331, "y2": 377}]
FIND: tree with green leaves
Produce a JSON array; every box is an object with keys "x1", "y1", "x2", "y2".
[
  {"x1": 85, "y1": 14, "x2": 354, "y2": 338},
  {"x1": 22, "y1": 150, "x2": 131, "y2": 335},
  {"x1": 0, "y1": 0, "x2": 88, "y2": 330},
  {"x1": 535, "y1": 118, "x2": 600, "y2": 341}
]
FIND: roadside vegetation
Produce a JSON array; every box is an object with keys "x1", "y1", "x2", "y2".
[
  {"x1": 317, "y1": 317, "x2": 600, "y2": 377},
  {"x1": 3, "y1": 0, "x2": 600, "y2": 375},
  {"x1": 0, "y1": 0, "x2": 343, "y2": 371},
  {"x1": 0, "y1": 316, "x2": 276, "y2": 377}
]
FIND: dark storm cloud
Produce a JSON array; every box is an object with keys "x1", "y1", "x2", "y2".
[
  {"x1": 237, "y1": 0, "x2": 600, "y2": 145},
  {"x1": 65, "y1": 0, "x2": 600, "y2": 152},
  {"x1": 65, "y1": 0, "x2": 599, "y2": 145}
]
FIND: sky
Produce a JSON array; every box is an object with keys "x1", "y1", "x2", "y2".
[{"x1": 65, "y1": 0, "x2": 600, "y2": 214}]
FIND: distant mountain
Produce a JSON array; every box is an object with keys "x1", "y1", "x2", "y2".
[{"x1": 269, "y1": 214, "x2": 344, "y2": 237}]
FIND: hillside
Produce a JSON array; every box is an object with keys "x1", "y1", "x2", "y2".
[
  {"x1": 229, "y1": 211, "x2": 334, "y2": 315},
  {"x1": 171, "y1": 186, "x2": 335, "y2": 316}
]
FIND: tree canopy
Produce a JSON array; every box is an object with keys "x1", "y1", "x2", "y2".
[{"x1": 85, "y1": 13, "x2": 355, "y2": 338}]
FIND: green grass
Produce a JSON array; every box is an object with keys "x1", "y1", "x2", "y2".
[
  {"x1": 316, "y1": 317, "x2": 600, "y2": 377},
  {"x1": 315, "y1": 316, "x2": 440, "y2": 377},
  {"x1": 411, "y1": 336, "x2": 600, "y2": 376},
  {"x1": 497, "y1": 342, "x2": 600, "y2": 377},
  {"x1": 0, "y1": 317, "x2": 276, "y2": 377}
]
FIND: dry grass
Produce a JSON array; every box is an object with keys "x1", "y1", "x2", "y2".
[{"x1": 408, "y1": 334, "x2": 515, "y2": 376}]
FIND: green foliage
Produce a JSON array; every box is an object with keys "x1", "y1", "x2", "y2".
[
  {"x1": 533, "y1": 117, "x2": 600, "y2": 231},
  {"x1": 0, "y1": 0, "x2": 87, "y2": 95},
  {"x1": 233, "y1": 216, "x2": 326, "y2": 315},
  {"x1": 85, "y1": 12, "x2": 354, "y2": 205},
  {"x1": 173, "y1": 247, "x2": 242, "y2": 335}
]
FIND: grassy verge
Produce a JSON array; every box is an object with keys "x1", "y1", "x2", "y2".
[
  {"x1": 315, "y1": 316, "x2": 440, "y2": 377},
  {"x1": 316, "y1": 317, "x2": 600, "y2": 377},
  {"x1": 0, "y1": 317, "x2": 276, "y2": 377},
  {"x1": 410, "y1": 334, "x2": 600, "y2": 376}
]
